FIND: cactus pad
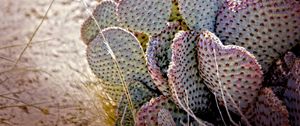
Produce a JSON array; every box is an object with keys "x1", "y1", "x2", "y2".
[
  {"x1": 135, "y1": 95, "x2": 188, "y2": 125},
  {"x1": 116, "y1": 80, "x2": 156, "y2": 126},
  {"x1": 197, "y1": 30, "x2": 263, "y2": 115},
  {"x1": 86, "y1": 27, "x2": 157, "y2": 94},
  {"x1": 178, "y1": 0, "x2": 222, "y2": 31},
  {"x1": 117, "y1": 0, "x2": 172, "y2": 35},
  {"x1": 284, "y1": 60, "x2": 300, "y2": 126},
  {"x1": 248, "y1": 88, "x2": 290, "y2": 126},
  {"x1": 168, "y1": 31, "x2": 212, "y2": 112},
  {"x1": 147, "y1": 22, "x2": 184, "y2": 95},
  {"x1": 216, "y1": 0, "x2": 300, "y2": 72},
  {"x1": 81, "y1": 0, "x2": 119, "y2": 44}
]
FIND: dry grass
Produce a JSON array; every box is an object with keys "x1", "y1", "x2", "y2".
[{"x1": 0, "y1": 0, "x2": 115, "y2": 125}]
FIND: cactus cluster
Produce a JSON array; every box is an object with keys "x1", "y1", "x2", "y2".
[{"x1": 81, "y1": 0, "x2": 300, "y2": 125}]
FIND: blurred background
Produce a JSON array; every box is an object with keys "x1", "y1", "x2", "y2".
[{"x1": 0, "y1": 0, "x2": 110, "y2": 125}]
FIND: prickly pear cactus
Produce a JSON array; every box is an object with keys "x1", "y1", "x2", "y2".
[
  {"x1": 216, "y1": 0, "x2": 300, "y2": 72},
  {"x1": 147, "y1": 22, "x2": 184, "y2": 95},
  {"x1": 86, "y1": 27, "x2": 158, "y2": 102},
  {"x1": 100, "y1": 80, "x2": 124, "y2": 101},
  {"x1": 80, "y1": 0, "x2": 300, "y2": 125},
  {"x1": 168, "y1": 31, "x2": 212, "y2": 112},
  {"x1": 197, "y1": 30, "x2": 263, "y2": 115},
  {"x1": 284, "y1": 59, "x2": 300, "y2": 126},
  {"x1": 81, "y1": 0, "x2": 119, "y2": 44},
  {"x1": 116, "y1": 80, "x2": 156, "y2": 126},
  {"x1": 248, "y1": 88, "x2": 290, "y2": 126},
  {"x1": 178, "y1": 0, "x2": 223, "y2": 31},
  {"x1": 117, "y1": 0, "x2": 172, "y2": 35},
  {"x1": 135, "y1": 96, "x2": 189, "y2": 125},
  {"x1": 157, "y1": 109, "x2": 176, "y2": 126}
]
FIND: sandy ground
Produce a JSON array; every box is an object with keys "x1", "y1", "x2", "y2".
[{"x1": 0, "y1": 0, "x2": 107, "y2": 125}]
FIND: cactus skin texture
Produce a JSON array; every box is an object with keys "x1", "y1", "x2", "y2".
[
  {"x1": 116, "y1": 80, "x2": 156, "y2": 126},
  {"x1": 247, "y1": 88, "x2": 290, "y2": 126},
  {"x1": 157, "y1": 109, "x2": 176, "y2": 126},
  {"x1": 147, "y1": 22, "x2": 184, "y2": 96},
  {"x1": 86, "y1": 27, "x2": 158, "y2": 102},
  {"x1": 284, "y1": 59, "x2": 300, "y2": 126},
  {"x1": 178, "y1": 0, "x2": 223, "y2": 32},
  {"x1": 168, "y1": 31, "x2": 212, "y2": 112},
  {"x1": 100, "y1": 80, "x2": 124, "y2": 101},
  {"x1": 197, "y1": 30, "x2": 263, "y2": 115},
  {"x1": 81, "y1": 0, "x2": 119, "y2": 45},
  {"x1": 81, "y1": 0, "x2": 300, "y2": 125},
  {"x1": 117, "y1": 0, "x2": 172, "y2": 35},
  {"x1": 135, "y1": 95, "x2": 188, "y2": 126},
  {"x1": 216, "y1": 0, "x2": 300, "y2": 72}
]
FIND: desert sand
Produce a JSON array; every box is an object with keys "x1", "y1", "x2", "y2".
[{"x1": 0, "y1": 0, "x2": 106, "y2": 125}]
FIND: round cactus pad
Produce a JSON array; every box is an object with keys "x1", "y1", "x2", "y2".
[
  {"x1": 216, "y1": 0, "x2": 300, "y2": 72},
  {"x1": 81, "y1": 0, "x2": 119, "y2": 44},
  {"x1": 168, "y1": 31, "x2": 212, "y2": 112},
  {"x1": 197, "y1": 30, "x2": 263, "y2": 115},
  {"x1": 117, "y1": 0, "x2": 172, "y2": 35},
  {"x1": 86, "y1": 27, "x2": 157, "y2": 95}
]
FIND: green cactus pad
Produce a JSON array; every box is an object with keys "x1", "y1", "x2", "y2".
[
  {"x1": 86, "y1": 27, "x2": 158, "y2": 97},
  {"x1": 135, "y1": 95, "x2": 188, "y2": 125},
  {"x1": 116, "y1": 80, "x2": 156, "y2": 126},
  {"x1": 216, "y1": 0, "x2": 300, "y2": 72},
  {"x1": 197, "y1": 30, "x2": 263, "y2": 115},
  {"x1": 178, "y1": 0, "x2": 223, "y2": 32},
  {"x1": 147, "y1": 22, "x2": 184, "y2": 95},
  {"x1": 248, "y1": 88, "x2": 289, "y2": 126},
  {"x1": 157, "y1": 109, "x2": 176, "y2": 126},
  {"x1": 117, "y1": 0, "x2": 172, "y2": 35},
  {"x1": 168, "y1": 31, "x2": 212, "y2": 112},
  {"x1": 284, "y1": 60, "x2": 300, "y2": 126},
  {"x1": 81, "y1": 0, "x2": 119, "y2": 44}
]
